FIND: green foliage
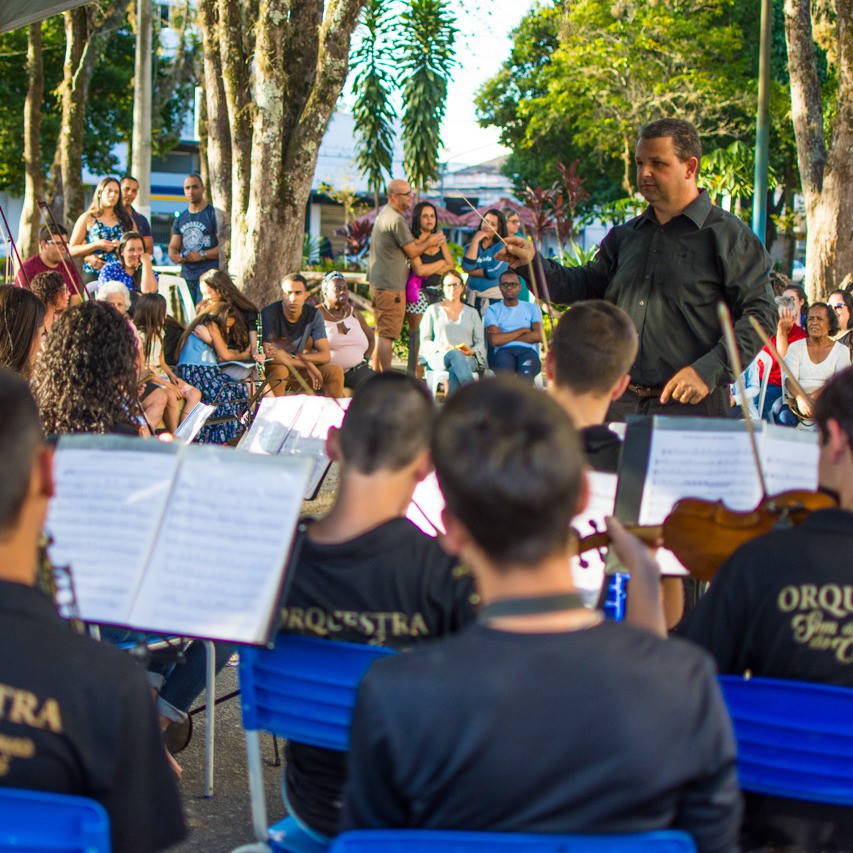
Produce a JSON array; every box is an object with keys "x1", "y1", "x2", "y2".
[
  {"x1": 350, "y1": 0, "x2": 398, "y2": 202},
  {"x1": 399, "y1": 0, "x2": 457, "y2": 192},
  {"x1": 0, "y1": 8, "x2": 197, "y2": 196}
]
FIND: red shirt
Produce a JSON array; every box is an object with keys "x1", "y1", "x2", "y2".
[
  {"x1": 760, "y1": 323, "x2": 807, "y2": 386},
  {"x1": 15, "y1": 253, "x2": 83, "y2": 297}
]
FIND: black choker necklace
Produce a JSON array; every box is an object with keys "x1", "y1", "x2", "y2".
[{"x1": 478, "y1": 593, "x2": 588, "y2": 623}]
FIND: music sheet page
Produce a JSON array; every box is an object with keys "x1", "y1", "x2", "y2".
[
  {"x1": 239, "y1": 396, "x2": 303, "y2": 455},
  {"x1": 760, "y1": 424, "x2": 819, "y2": 494},
  {"x1": 45, "y1": 436, "x2": 179, "y2": 625},
  {"x1": 129, "y1": 448, "x2": 312, "y2": 643}
]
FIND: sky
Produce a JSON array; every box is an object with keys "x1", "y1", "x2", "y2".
[{"x1": 340, "y1": 0, "x2": 539, "y2": 172}]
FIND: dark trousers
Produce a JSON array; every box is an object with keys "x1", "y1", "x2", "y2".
[
  {"x1": 489, "y1": 345, "x2": 541, "y2": 383},
  {"x1": 606, "y1": 386, "x2": 729, "y2": 422}
]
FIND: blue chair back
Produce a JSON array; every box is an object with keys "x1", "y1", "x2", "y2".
[
  {"x1": 719, "y1": 674, "x2": 853, "y2": 805},
  {"x1": 240, "y1": 634, "x2": 395, "y2": 750},
  {"x1": 0, "y1": 787, "x2": 111, "y2": 851},
  {"x1": 330, "y1": 829, "x2": 696, "y2": 852}
]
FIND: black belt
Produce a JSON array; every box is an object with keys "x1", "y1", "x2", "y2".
[{"x1": 628, "y1": 383, "x2": 662, "y2": 399}]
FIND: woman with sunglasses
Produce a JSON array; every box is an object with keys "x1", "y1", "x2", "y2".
[{"x1": 419, "y1": 269, "x2": 485, "y2": 394}]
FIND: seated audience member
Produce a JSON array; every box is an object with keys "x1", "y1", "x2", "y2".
[
  {"x1": 776, "y1": 302, "x2": 849, "y2": 426},
  {"x1": 14, "y1": 223, "x2": 83, "y2": 301},
  {"x1": 500, "y1": 206, "x2": 531, "y2": 302},
  {"x1": 0, "y1": 369, "x2": 186, "y2": 852},
  {"x1": 0, "y1": 285, "x2": 45, "y2": 380},
  {"x1": 279, "y1": 372, "x2": 476, "y2": 840},
  {"x1": 461, "y1": 208, "x2": 509, "y2": 314},
  {"x1": 33, "y1": 301, "x2": 148, "y2": 436},
  {"x1": 175, "y1": 302, "x2": 250, "y2": 444},
  {"x1": 133, "y1": 294, "x2": 202, "y2": 433},
  {"x1": 419, "y1": 269, "x2": 486, "y2": 394},
  {"x1": 828, "y1": 288, "x2": 853, "y2": 354},
  {"x1": 760, "y1": 286, "x2": 808, "y2": 419},
  {"x1": 317, "y1": 272, "x2": 375, "y2": 390},
  {"x1": 198, "y1": 268, "x2": 260, "y2": 358},
  {"x1": 342, "y1": 379, "x2": 741, "y2": 849},
  {"x1": 29, "y1": 271, "x2": 70, "y2": 332},
  {"x1": 95, "y1": 231, "x2": 158, "y2": 300},
  {"x1": 483, "y1": 270, "x2": 543, "y2": 383},
  {"x1": 261, "y1": 273, "x2": 344, "y2": 398},
  {"x1": 546, "y1": 300, "x2": 638, "y2": 473},
  {"x1": 675, "y1": 367, "x2": 853, "y2": 851},
  {"x1": 96, "y1": 282, "x2": 169, "y2": 429},
  {"x1": 731, "y1": 356, "x2": 761, "y2": 421}
]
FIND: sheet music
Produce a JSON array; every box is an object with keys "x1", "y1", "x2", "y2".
[
  {"x1": 570, "y1": 472, "x2": 618, "y2": 603},
  {"x1": 173, "y1": 402, "x2": 216, "y2": 444},
  {"x1": 239, "y1": 397, "x2": 301, "y2": 455},
  {"x1": 45, "y1": 436, "x2": 179, "y2": 625},
  {"x1": 129, "y1": 449, "x2": 311, "y2": 643},
  {"x1": 760, "y1": 423, "x2": 819, "y2": 494},
  {"x1": 637, "y1": 429, "x2": 760, "y2": 525},
  {"x1": 407, "y1": 472, "x2": 446, "y2": 535}
]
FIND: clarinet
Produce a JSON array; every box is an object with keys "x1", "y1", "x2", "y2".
[{"x1": 256, "y1": 310, "x2": 266, "y2": 384}]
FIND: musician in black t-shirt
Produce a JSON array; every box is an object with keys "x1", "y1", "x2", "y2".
[
  {"x1": 341, "y1": 378, "x2": 741, "y2": 851},
  {"x1": 261, "y1": 273, "x2": 344, "y2": 397},
  {"x1": 676, "y1": 367, "x2": 853, "y2": 852},
  {"x1": 0, "y1": 370, "x2": 185, "y2": 853},
  {"x1": 279, "y1": 372, "x2": 476, "y2": 839}
]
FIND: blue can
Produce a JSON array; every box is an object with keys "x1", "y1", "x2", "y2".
[{"x1": 603, "y1": 572, "x2": 629, "y2": 622}]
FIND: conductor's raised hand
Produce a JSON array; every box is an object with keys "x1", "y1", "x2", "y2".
[
  {"x1": 660, "y1": 366, "x2": 710, "y2": 405},
  {"x1": 494, "y1": 235, "x2": 536, "y2": 269}
]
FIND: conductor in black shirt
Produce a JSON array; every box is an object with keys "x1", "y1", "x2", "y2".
[{"x1": 497, "y1": 118, "x2": 777, "y2": 420}]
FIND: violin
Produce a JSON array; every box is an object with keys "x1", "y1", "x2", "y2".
[{"x1": 575, "y1": 489, "x2": 837, "y2": 582}]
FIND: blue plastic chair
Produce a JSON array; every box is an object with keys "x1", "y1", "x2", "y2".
[
  {"x1": 329, "y1": 829, "x2": 697, "y2": 852},
  {"x1": 0, "y1": 787, "x2": 111, "y2": 851},
  {"x1": 238, "y1": 635, "x2": 396, "y2": 853},
  {"x1": 719, "y1": 674, "x2": 853, "y2": 805}
]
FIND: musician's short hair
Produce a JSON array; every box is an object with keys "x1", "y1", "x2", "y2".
[
  {"x1": 30, "y1": 271, "x2": 68, "y2": 307},
  {"x1": 815, "y1": 368, "x2": 853, "y2": 447},
  {"x1": 0, "y1": 368, "x2": 43, "y2": 534},
  {"x1": 39, "y1": 223, "x2": 68, "y2": 243},
  {"x1": 433, "y1": 377, "x2": 584, "y2": 568},
  {"x1": 551, "y1": 301, "x2": 638, "y2": 395},
  {"x1": 639, "y1": 119, "x2": 702, "y2": 167},
  {"x1": 338, "y1": 372, "x2": 434, "y2": 475}
]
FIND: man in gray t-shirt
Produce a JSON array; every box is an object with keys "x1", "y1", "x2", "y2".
[{"x1": 367, "y1": 179, "x2": 443, "y2": 371}]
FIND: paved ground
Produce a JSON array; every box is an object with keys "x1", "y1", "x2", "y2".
[{"x1": 170, "y1": 465, "x2": 340, "y2": 852}]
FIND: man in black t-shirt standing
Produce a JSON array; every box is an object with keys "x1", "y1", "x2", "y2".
[
  {"x1": 342, "y1": 378, "x2": 741, "y2": 852},
  {"x1": 261, "y1": 273, "x2": 344, "y2": 398},
  {"x1": 279, "y1": 372, "x2": 475, "y2": 840},
  {"x1": 0, "y1": 370, "x2": 185, "y2": 853}
]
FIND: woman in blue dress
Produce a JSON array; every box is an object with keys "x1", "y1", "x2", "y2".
[
  {"x1": 175, "y1": 302, "x2": 251, "y2": 444},
  {"x1": 68, "y1": 177, "x2": 134, "y2": 284}
]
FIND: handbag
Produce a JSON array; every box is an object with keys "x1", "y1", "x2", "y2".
[{"x1": 406, "y1": 271, "x2": 424, "y2": 303}]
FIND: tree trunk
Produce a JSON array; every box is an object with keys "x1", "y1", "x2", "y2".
[
  {"x1": 784, "y1": 0, "x2": 853, "y2": 299},
  {"x1": 197, "y1": 0, "x2": 233, "y2": 265},
  {"x1": 198, "y1": 0, "x2": 368, "y2": 306},
  {"x1": 18, "y1": 22, "x2": 44, "y2": 260}
]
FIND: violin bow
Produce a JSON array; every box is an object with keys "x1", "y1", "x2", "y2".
[
  {"x1": 0, "y1": 204, "x2": 30, "y2": 287},
  {"x1": 747, "y1": 315, "x2": 816, "y2": 409},
  {"x1": 452, "y1": 192, "x2": 552, "y2": 359},
  {"x1": 717, "y1": 303, "x2": 769, "y2": 499},
  {"x1": 38, "y1": 201, "x2": 87, "y2": 300}
]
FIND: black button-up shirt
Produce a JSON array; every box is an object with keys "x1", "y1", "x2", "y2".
[{"x1": 524, "y1": 190, "x2": 777, "y2": 389}]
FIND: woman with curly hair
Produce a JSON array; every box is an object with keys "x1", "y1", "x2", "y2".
[
  {"x1": 29, "y1": 270, "x2": 69, "y2": 332},
  {"x1": 0, "y1": 285, "x2": 45, "y2": 380},
  {"x1": 68, "y1": 176, "x2": 134, "y2": 284},
  {"x1": 175, "y1": 302, "x2": 250, "y2": 444},
  {"x1": 33, "y1": 300, "x2": 145, "y2": 436}
]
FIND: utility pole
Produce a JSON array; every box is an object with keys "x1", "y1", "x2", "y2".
[
  {"x1": 751, "y1": 0, "x2": 772, "y2": 244},
  {"x1": 131, "y1": 0, "x2": 152, "y2": 222}
]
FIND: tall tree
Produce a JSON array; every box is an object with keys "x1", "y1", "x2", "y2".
[
  {"x1": 399, "y1": 0, "x2": 457, "y2": 193},
  {"x1": 783, "y1": 0, "x2": 853, "y2": 298},
  {"x1": 350, "y1": 0, "x2": 397, "y2": 208},
  {"x1": 17, "y1": 23, "x2": 44, "y2": 259},
  {"x1": 197, "y1": 0, "x2": 368, "y2": 307}
]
